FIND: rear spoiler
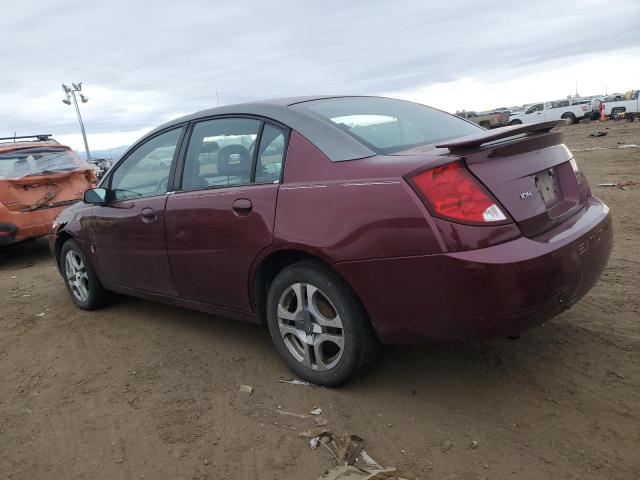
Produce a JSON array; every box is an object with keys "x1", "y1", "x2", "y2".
[{"x1": 436, "y1": 120, "x2": 567, "y2": 151}]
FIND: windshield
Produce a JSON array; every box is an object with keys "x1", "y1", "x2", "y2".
[
  {"x1": 292, "y1": 97, "x2": 481, "y2": 154},
  {"x1": 0, "y1": 147, "x2": 90, "y2": 179}
]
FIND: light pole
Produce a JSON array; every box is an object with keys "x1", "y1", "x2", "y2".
[{"x1": 62, "y1": 82, "x2": 91, "y2": 161}]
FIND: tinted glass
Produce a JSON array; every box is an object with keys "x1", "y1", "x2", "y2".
[
  {"x1": 182, "y1": 118, "x2": 260, "y2": 191},
  {"x1": 292, "y1": 97, "x2": 481, "y2": 154},
  {"x1": 255, "y1": 124, "x2": 286, "y2": 183},
  {"x1": 110, "y1": 128, "x2": 181, "y2": 201}
]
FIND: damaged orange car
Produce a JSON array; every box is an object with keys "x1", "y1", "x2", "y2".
[{"x1": 0, "y1": 135, "x2": 96, "y2": 246}]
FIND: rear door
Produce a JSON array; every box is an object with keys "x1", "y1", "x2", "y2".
[
  {"x1": 91, "y1": 127, "x2": 184, "y2": 295},
  {"x1": 165, "y1": 117, "x2": 288, "y2": 311}
]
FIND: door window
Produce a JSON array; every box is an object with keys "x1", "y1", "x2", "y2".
[
  {"x1": 526, "y1": 104, "x2": 543, "y2": 114},
  {"x1": 182, "y1": 118, "x2": 261, "y2": 191},
  {"x1": 255, "y1": 124, "x2": 286, "y2": 183},
  {"x1": 109, "y1": 128, "x2": 182, "y2": 201}
]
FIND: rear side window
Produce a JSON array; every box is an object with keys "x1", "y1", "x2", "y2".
[
  {"x1": 292, "y1": 97, "x2": 481, "y2": 154},
  {"x1": 255, "y1": 124, "x2": 286, "y2": 184},
  {"x1": 182, "y1": 118, "x2": 260, "y2": 191}
]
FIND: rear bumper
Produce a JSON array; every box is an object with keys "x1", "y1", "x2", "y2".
[
  {"x1": 0, "y1": 203, "x2": 77, "y2": 245},
  {"x1": 336, "y1": 196, "x2": 613, "y2": 343}
]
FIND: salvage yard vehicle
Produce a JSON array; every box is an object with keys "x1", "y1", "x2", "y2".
[
  {"x1": 0, "y1": 135, "x2": 96, "y2": 245},
  {"x1": 50, "y1": 96, "x2": 612, "y2": 386},
  {"x1": 456, "y1": 110, "x2": 509, "y2": 129},
  {"x1": 602, "y1": 90, "x2": 639, "y2": 120},
  {"x1": 509, "y1": 99, "x2": 592, "y2": 125}
]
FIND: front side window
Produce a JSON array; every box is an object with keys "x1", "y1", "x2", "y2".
[
  {"x1": 182, "y1": 118, "x2": 260, "y2": 191},
  {"x1": 526, "y1": 104, "x2": 544, "y2": 114},
  {"x1": 291, "y1": 97, "x2": 481, "y2": 155},
  {"x1": 110, "y1": 128, "x2": 182, "y2": 201}
]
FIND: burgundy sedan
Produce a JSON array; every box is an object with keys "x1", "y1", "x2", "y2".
[{"x1": 50, "y1": 96, "x2": 612, "y2": 386}]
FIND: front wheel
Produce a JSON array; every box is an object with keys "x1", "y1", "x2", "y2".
[
  {"x1": 509, "y1": 119, "x2": 522, "y2": 125},
  {"x1": 60, "y1": 239, "x2": 112, "y2": 310},
  {"x1": 266, "y1": 261, "x2": 379, "y2": 386},
  {"x1": 561, "y1": 113, "x2": 577, "y2": 124}
]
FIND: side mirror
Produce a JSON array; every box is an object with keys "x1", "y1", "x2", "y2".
[{"x1": 83, "y1": 188, "x2": 107, "y2": 205}]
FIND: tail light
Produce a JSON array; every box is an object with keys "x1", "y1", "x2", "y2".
[{"x1": 408, "y1": 161, "x2": 508, "y2": 224}]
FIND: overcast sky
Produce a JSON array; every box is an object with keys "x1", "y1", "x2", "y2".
[{"x1": 1, "y1": 0, "x2": 639, "y2": 152}]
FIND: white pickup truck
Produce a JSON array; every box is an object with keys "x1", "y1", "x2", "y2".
[
  {"x1": 602, "y1": 90, "x2": 639, "y2": 119},
  {"x1": 509, "y1": 100, "x2": 592, "y2": 125}
]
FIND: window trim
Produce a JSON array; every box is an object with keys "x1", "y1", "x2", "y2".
[
  {"x1": 173, "y1": 114, "x2": 290, "y2": 194},
  {"x1": 99, "y1": 125, "x2": 187, "y2": 202}
]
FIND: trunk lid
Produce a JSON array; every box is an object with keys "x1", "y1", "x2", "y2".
[
  {"x1": 0, "y1": 170, "x2": 93, "y2": 212},
  {"x1": 436, "y1": 122, "x2": 589, "y2": 237}
]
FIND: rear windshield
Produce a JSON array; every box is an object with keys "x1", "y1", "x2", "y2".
[
  {"x1": 292, "y1": 97, "x2": 481, "y2": 154},
  {"x1": 0, "y1": 147, "x2": 90, "y2": 179}
]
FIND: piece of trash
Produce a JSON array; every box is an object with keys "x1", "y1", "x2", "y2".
[
  {"x1": 589, "y1": 131, "x2": 607, "y2": 137},
  {"x1": 442, "y1": 439, "x2": 453, "y2": 451},
  {"x1": 300, "y1": 427, "x2": 329, "y2": 438},
  {"x1": 278, "y1": 378, "x2": 314, "y2": 387},
  {"x1": 314, "y1": 417, "x2": 328, "y2": 426},
  {"x1": 596, "y1": 180, "x2": 639, "y2": 189},
  {"x1": 238, "y1": 384, "x2": 253, "y2": 395},
  {"x1": 10, "y1": 276, "x2": 16, "y2": 279},
  {"x1": 274, "y1": 408, "x2": 309, "y2": 419},
  {"x1": 309, "y1": 430, "x2": 416, "y2": 479},
  {"x1": 36, "y1": 313, "x2": 45, "y2": 317},
  {"x1": 471, "y1": 440, "x2": 479, "y2": 449},
  {"x1": 319, "y1": 465, "x2": 413, "y2": 480},
  {"x1": 310, "y1": 407, "x2": 322, "y2": 415},
  {"x1": 22, "y1": 294, "x2": 31, "y2": 297}
]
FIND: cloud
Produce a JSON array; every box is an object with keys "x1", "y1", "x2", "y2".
[{"x1": 1, "y1": 0, "x2": 639, "y2": 150}]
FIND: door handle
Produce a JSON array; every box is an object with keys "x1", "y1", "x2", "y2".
[
  {"x1": 232, "y1": 198, "x2": 252, "y2": 215},
  {"x1": 140, "y1": 207, "x2": 156, "y2": 222}
]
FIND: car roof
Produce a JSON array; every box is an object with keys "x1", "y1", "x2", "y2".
[{"x1": 145, "y1": 95, "x2": 378, "y2": 161}]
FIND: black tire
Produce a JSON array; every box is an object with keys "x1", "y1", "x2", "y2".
[
  {"x1": 561, "y1": 113, "x2": 576, "y2": 124},
  {"x1": 611, "y1": 108, "x2": 625, "y2": 121},
  {"x1": 509, "y1": 119, "x2": 522, "y2": 125},
  {"x1": 266, "y1": 260, "x2": 379, "y2": 386},
  {"x1": 60, "y1": 239, "x2": 112, "y2": 310}
]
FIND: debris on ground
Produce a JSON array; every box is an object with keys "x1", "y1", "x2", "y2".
[
  {"x1": 589, "y1": 131, "x2": 607, "y2": 137},
  {"x1": 596, "y1": 180, "x2": 639, "y2": 189},
  {"x1": 470, "y1": 440, "x2": 479, "y2": 449},
  {"x1": 278, "y1": 378, "x2": 316, "y2": 387},
  {"x1": 314, "y1": 417, "x2": 328, "y2": 426},
  {"x1": 310, "y1": 407, "x2": 322, "y2": 415},
  {"x1": 306, "y1": 430, "x2": 415, "y2": 479},
  {"x1": 238, "y1": 384, "x2": 253, "y2": 395},
  {"x1": 441, "y1": 440, "x2": 453, "y2": 451}
]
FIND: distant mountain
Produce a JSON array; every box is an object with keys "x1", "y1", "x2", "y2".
[{"x1": 77, "y1": 145, "x2": 130, "y2": 161}]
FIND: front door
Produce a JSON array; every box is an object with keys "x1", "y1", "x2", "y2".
[
  {"x1": 166, "y1": 118, "x2": 288, "y2": 311},
  {"x1": 91, "y1": 127, "x2": 184, "y2": 295}
]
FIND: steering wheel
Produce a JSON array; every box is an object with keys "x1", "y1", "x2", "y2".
[{"x1": 156, "y1": 176, "x2": 169, "y2": 193}]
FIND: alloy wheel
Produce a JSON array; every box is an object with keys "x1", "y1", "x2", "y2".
[
  {"x1": 277, "y1": 282, "x2": 345, "y2": 371},
  {"x1": 64, "y1": 250, "x2": 90, "y2": 303}
]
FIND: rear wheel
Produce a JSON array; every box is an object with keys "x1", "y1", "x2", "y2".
[
  {"x1": 611, "y1": 107, "x2": 625, "y2": 121},
  {"x1": 60, "y1": 239, "x2": 111, "y2": 310},
  {"x1": 266, "y1": 261, "x2": 378, "y2": 386}
]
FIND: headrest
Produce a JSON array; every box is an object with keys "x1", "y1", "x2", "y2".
[
  {"x1": 217, "y1": 145, "x2": 250, "y2": 176},
  {"x1": 199, "y1": 141, "x2": 219, "y2": 155}
]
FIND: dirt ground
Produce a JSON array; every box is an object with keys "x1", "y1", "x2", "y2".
[{"x1": 1, "y1": 120, "x2": 639, "y2": 480}]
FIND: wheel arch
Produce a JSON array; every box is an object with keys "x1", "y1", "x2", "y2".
[
  {"x1": 54, "y1": 229, "x2": 75, "y2": 270},
  {"x1": 250, "y1": 247, "x2": 374, "y2": 334}
]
